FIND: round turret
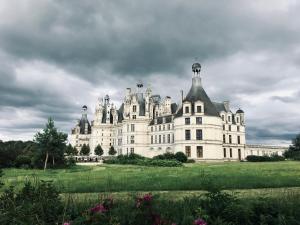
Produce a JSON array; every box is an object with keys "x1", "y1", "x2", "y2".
[
  {"x1": 82, "y1": 105, "x2": 88, "y2": 110},
  {"x1": 236, "y1": 108, "x2": 244, "y2": 113}
]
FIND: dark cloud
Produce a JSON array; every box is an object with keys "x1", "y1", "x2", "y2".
[{"x1": 0, "y1": 0, "x2": 299, "y2": 143}]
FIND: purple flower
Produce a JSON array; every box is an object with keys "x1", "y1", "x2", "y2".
[
  {"x1": 194, "y1": 218, "x2": 207, "y2": 225},
  {"x1": 63, "y1": 223, "x2": 70, "y2": 225},
  {"x1": 143, "y1": 193, "x2": 153, "y2": 202},
  {"x1": 90, "y1": 204, "x2": 107, "y2": 213}
]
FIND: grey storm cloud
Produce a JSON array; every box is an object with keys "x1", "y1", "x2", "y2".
[{"x1": 0, "y1": 0, "x2": 299, "y2": 143}]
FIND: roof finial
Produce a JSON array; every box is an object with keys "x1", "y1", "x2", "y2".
[{"x1": 192, "y1": 59, "x2": 201, "y2": 75}]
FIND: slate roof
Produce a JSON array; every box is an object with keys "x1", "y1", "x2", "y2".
[
  {"x1": 175, "y1": 77, "x2": 220, "y2": 117},
  {"x1": 149, "y1": 115, "x2": 173, "y2": 125},
  {"x1": 78, "y1": 116, "x2": 91, "y2": 134}
]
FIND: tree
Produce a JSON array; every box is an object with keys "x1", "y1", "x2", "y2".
[
  {"x1": 175, "y1": 152, "x2": 188, "y2": 163},
  {"x1": 0, "y1": 169, "x2": 3, "y2": 187},
  {"x1": 34, "y1": 118, "x2": 68, "y2": 170},
  {"x1": 65, "y1": 144, "x2": 78, "y2": 156},
  {"x1": 80, "y1": 144, "x2": 90, "y2": 155},
  {"x1": 108, "y1": 146, "x2": 117, "y2": 156},
  {"x1": 284, "y1": 134, "x2": 300, "y2": 159},
  {"x1": 94, "y1": 145, "x2": 104, "y2": 156}
]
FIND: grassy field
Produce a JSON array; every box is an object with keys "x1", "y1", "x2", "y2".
[{"x1": 1, "y1": 161, "x2": 300, "y2": 193}]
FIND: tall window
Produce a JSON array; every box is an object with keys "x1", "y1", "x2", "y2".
[
  {"x1": 237, "y1": 117, "x2": 239, "y2": 123},
  {"x1": 130, "y1": 135, "x2": 135, "y2": 144},
  {"x1": 228, "y1": 116, "x2": 231, "y2": 122},
  {"x1": 185, "y1": 106, "x2": 189, "y2": 113},
  {"x1": 167, "y1": 134, "x2": 170, "y2": 143},
  {"x1": 130, "y1": 148, "x2": 134, "y2": 154},
  {"x1": 185, "y1": 118, "x2": 190, "y2": 125},
  {"x1": 155, "y1": 135, "x2": 157, "y2": 144},
  {"x1": 185, "y1": 146, "x2": 191, "y2": 157},
  {"x1": 197, "y1": 146, "x2": 203, "y2": 158},
  {"x1": 223, "y1": 134, "x2": 226, "y2": 143},
  {"x1": 168, "y1": 124, "x2": 170, "y2": 130},
  {"x1": 237, "y1": 126, "x2": 240, "y2": 132},
  {"x1": 230, "y1": 148, "x2": 232, "y2": 158},
  {"x1": 159, "y1": 135, "x2": 161, "y2": 144},
  {"x1": 223, "y1": 148, "x2": 227, "y2": 158},
  {"x1": 196, "y1": 117, "x2": 202, "y2": 124},
  {"x1": 151, "y1": 126, "x2": 153, "y2": 132},
  {"x1": 131, "y1": 124, "x2": 135, "y2": 132},
  {"x1": 229, "y1": 135, "x2": 232, "y2": 144},
  {"x1": 196, "y1": 105, "x2": 202, "y2": 113},
  {"x1": 223, "y1": 125, "x2": 225, "y2": 130},
  {"x1": 185, "y1": 130, "x2": 191, "y2": 140},
  {"x1": 151, "y1": 135, "x2": 153, "y2": 144},
  {"x1": 238, "y1": 136, "x2": 241, "y2": 144},
  {"x1": 133, "y1": 105, "x2": 136, "y2": 112},
  {"x1": 163, "y1": 135, "x2": 165, "y2": 143},
  {"x1": 196, "y1": 129, "x2": 203, "y2": 140},
  {"x1": 222, "y1": 115, "x2": 225, "y2": 121},
  {"x1": 159, "y1": 125, "x2": 161, "y2": 131},
  {"x1": 229, "y1": 125, "x2": 231, "y2": 131}
]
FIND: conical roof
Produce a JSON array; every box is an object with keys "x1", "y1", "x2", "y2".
[{"x1": 175, "y1": 76, "x2": 220, "y2": 117}]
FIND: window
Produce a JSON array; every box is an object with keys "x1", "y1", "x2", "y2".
[
  {"x1": 151, "y1": 126, "x2": 153, "y2": 132},
  {"x1": 185, "y1": 146, "x2": 191, "y2": 157},
  {"x1": 163, "y1": 125, "x2": 165, "y2": 130},
  {"x1": 229, "y1": 125, "x2": 231, "y2": 131},
  {"x1": 155, "y1": 135, "x2": 157, "y2": 144},
  {"x1": 237, "y1": 126, "x2": 240, "y2": 132},
  {"x1": 185, "y1": 106, "x2": 189, "y2": 113},
  {"x1": 127, "y1": 124, "x2": 129, "y2": 132},
  {"x1": 159, "y1": 135, "x2": 161, "y2": 144},
  {"x1": 185, "y1": 118, "x2": 190, "y2": 125},
  {"x1": 196, "y1": 117, "x2": 202, "y2": 124},
  {"x1": 163, "y1": 135, "x2": 165, "y2": 143},
  {"x1": 236, "y1": 117, "x2": 239, "y2": 123},
  {"x1": 159, "y1": 125, "x2": 161, "y2": 131},
  {"x1": 130, "y1": 135, "x2": 135, "y2": 144},
  {"x1": 223, "y1": 148, "x2": 227, "y2": 158},
  {"x1": 132, "y1": 115, "x2": 136, "y2": 119},
  {"x1": 131, "y1": 124, "x2": 135, "y2": 132},
  {"x1": 168, "y1": 124, "x2": 170, "y2": 130},
  {"x1": 223, "y1": 125, "x2": 225, "y2": 130},
  {"x1": 185, "y1": 130, "x2": 191, "y2": 140},
  {"x1": 223, "y1": 134, "x2": 226, "y2": 143},
  {"x1": 229, "y1": 135, "x2": 232, "y2": 144},
  {"x1": 230, "y1": 148, "x2": 232, "y2": 158},
  {"x1": 133, "y1": 105, "x2": 136, "y2": 112},
  {"x1": 196, "y1": 129, "x2": 203, "y2": 140},
  {"x1": 167, "y1": 134, "x2": 170, "y2": 143},
  {"x1": 238, "y1": 136, "x2": 241, "y2": 144},
  {"x1": 130, "y1": 148, "x2": 134, "y2": 154},
  {"x1": 222, "y1": 115, "x2": 225, "y2": 121},
  {"x1": 197, "y1": 146, "x2": 203, "y2": 158},
  {"x1": 196, "y1": 105, "x2": 202, "y2": 113},
  {"x1": 118, "y1": 139, "x2": 122, "y2": 146},
  {"x1": 228, "y1": 116, "x2": 231, "y2": 122},
  {"x1": 151, "y1": 135, "x2": 153, "y2": 144}
]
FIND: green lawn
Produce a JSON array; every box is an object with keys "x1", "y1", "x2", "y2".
[{"x1": 1, "y1": 161, "x2": 300, "y2": 193}]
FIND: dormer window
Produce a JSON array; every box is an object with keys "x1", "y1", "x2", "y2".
[
  {"x1": 197, "y1": 105, "x2": 202, "y2": 113},
  {"x1": 185, "y1": 106, "x2": 189, "y2": 113},
  {"x1": 222, "y1": 115, "x2": 225, "y2": 121},
  {"x1": 228, "y1": 116, "x2": 231, "y2": 122},
  {"x1": 133, "y1": 105, "x2": 137, "y2": 112},
  {"x1": 236, "y1": 117, "x2": 239, "y2": 123}
]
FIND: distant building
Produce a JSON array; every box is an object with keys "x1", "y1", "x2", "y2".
[{"x1": 70, "y1": 62, "x2": 287, "y2": 161}]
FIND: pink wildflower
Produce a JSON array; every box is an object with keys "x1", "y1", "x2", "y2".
[
  {"x1": 90, "y1": 204, "x2": 107, "y2": 213},
  {"x1": 143, "y1": 193, "x2": 153, "y2": 202},
  {"x1": 194, "y1": 218, "x2": 207, "y2": 225},
  {"x1": 63, "y1": 223, "x2": 70, "y2": 225}
]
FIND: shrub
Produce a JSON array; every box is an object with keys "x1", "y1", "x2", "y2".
[
  {"x1": 175, "y1": 152, "x2": 188, "y2": 163},
  {"x1": 186, "y1": 159, "x2": 196, "y2": 163},
  {"x1": 153, "y1": 152, "x2": 176, "y2": 160},
  {"x1": 246, "y1": 155, "x2": 285, "y2": 162},
  {"x1": 0, "y1": 180, "x2": 64, "y2": 225},
  {"x1": 15, "y1": 155, "x2": 32, "y2": 168}
]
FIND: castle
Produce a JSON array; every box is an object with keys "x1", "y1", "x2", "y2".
[{"x1": 70, "y1": 63, "x2": 287, "y2": 161}]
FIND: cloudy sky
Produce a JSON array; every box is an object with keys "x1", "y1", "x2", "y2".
[{"x1": 0, "y1": 0, "x2": 299, "y2": 145}]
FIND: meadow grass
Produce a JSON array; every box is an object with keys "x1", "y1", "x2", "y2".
[{"x1": 2, "y1": 161, "x2": 300, "y2": 193}]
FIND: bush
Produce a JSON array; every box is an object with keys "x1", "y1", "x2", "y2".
[
  {"x1": 15, "y1": 155, "x2": 32, "y2": 168},
  {"x1": 246, "y1": 155, "x2": 285, "y2": 162},
  {"x1": 0, "y1": 180, "x2": 64, "y2": 225},
  {"x1": 153, "y1": 152, "x2": 176, "y2": 160},
  {"x1": 175, "y1": 152, "x2": 188, "y2": 163},
  {"x1": 186, "y1": 159, "x2": 196, "y2": 163}
]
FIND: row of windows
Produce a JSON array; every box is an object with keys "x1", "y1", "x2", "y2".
[
  {"x1": 221, "y1": 115, "x2": 241, "y2": 123},
  {"x1": 185, "y1": 129, "x2": 203, "y2": 140},
  {"x1": 223, "y1": 135, "x2": 241, "y2": 144},
  {"x1": 223, "y1": 148, "x2": 242, "y2": 159},
  {"x1": 185, "y1": 146, "x2": 203, "y2": 158},
  {"x1": 185, "y1": 105, "x2": 202, "y2": 114},
  {"x1": 151, "y1": 124, "x2": 174, "y2": 132},
  {"x1": 223, "y1": 125, "x2": 240, "y2": 132},
  {"x1": 126, "y1": 124, "x2": 135, "y2": 132},
  {"x1": 185, "y1": 117, "x2": 202, "y2": 125},
  {"x1": 151, "y1": 134, "x2": 174, "y2": 144}
]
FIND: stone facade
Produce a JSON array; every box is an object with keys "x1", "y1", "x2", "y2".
[{"x1": 70, "y1": 63, "x2": 287, "y2": 161}]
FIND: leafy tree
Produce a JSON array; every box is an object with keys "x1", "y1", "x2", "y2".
[
  {"x1": 108, "y1": 146, "x2": 117, "y2": 156},
  {"x1": 94, "y1": 144, "x2": 104, "y2": 156},
  {"x1": 175, "y1": 152, "x2": 188, "y2": 163},
  {"x1": 80, "y1": 144, "x2": 90, "y2": 155},
  {"x1": 65, "y1": 144, "x2": 78, "y2": 156},
  {"x1": 34, "y1": 118, "x2": 68, "y2": 170},
  {"x1": 0, "y1": 169, "x2": 3, "y2": 187},
  {"x1": 284, "y1": 134, "x2": 300, "y2": 160}
]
